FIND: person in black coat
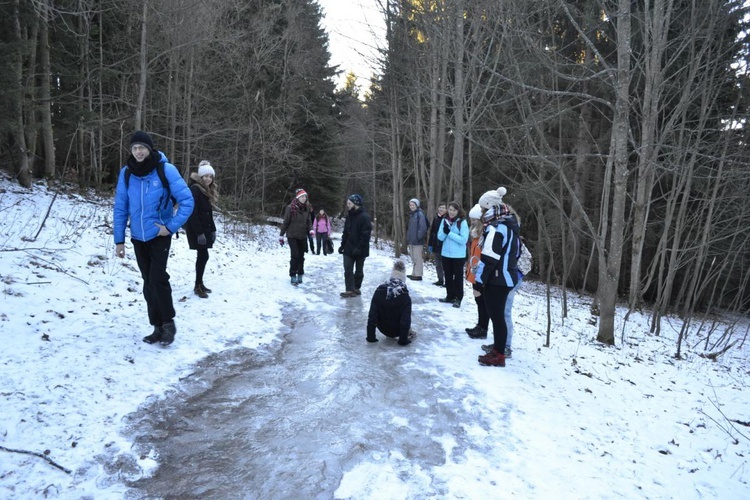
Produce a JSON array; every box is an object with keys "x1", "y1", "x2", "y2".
[
  {"x1": 339, "y1": 194, "x2": 372, "y2": 297},
  {"x1": 366, "y1": 260, "x2": 413, "y2": 345},
  {"x1": 428, "y1": 202, "x2": 447, "y2": 286},
  {"x1": 185, "y1": 161, "x2": 218, "y2": 298}
]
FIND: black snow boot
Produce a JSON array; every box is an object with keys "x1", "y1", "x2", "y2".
[
  {"x1": 143, "y1": 325, "x2": 162, "y2": 344},
  {"x1": 160, "y1": 321, "x2": 176, "y2": 346}
]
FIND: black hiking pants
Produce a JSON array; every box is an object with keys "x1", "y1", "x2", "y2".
[{"x1": 132, "y1": 235, "x2": 175, "y2": 326}]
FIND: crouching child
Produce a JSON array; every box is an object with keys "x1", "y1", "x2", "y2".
[{"x1": 366, "y1": 259, "x2": 414, "y2": 346}]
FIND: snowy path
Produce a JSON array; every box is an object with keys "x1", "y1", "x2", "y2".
[{"x1": 121, "y1": 250, "x2": 514, "y2": 498}]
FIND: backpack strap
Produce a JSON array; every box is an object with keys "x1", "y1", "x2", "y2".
[{"x1": 123, "y1": 162, "x2": 176, "y2": 209}]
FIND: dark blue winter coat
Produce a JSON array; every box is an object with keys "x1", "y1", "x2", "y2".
[{"x1": 479, "y1": 215, "x2": 520, "y2": 288}]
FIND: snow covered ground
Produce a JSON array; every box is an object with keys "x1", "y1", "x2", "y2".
[{"x1": 0, "y1": 172, "x2": 748, "y2": 499}]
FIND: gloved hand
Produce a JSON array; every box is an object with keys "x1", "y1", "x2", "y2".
[
  {"x1": 338, "y1": 246, "x2": 344, "y2": 254},
  {"x1": 442, "y1": 222, "x2": 450, "y2": 234},
  {"x1": 279, "y1": 237, "x2": 285, "y2": 246},
  {"x1": 351, "y1": 248, "x2": 361, "y2": 257},
  {"x1": 197, "y1": 233, "x2": 207, "y2": 246},
  {"x1": 397, "y1": 339, "x2": 412, "y2": 346},
  {"x1": 428, "y1": 245, "x2": 433, "y2": 253},
  {"x1": 475, "y1": 261, "x2": 485, "y2": 284}
]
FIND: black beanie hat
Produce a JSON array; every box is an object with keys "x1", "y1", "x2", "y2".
[{"x1": 130, "y1": 130, "x2": 154, "y2": 151}]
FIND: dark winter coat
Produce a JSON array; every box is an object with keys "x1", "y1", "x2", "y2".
[
  {"x1": 280, "y1": 199, "x2": 312, "y2": 240},
  {"x1": 428, "y1": 214, "x2": 445, "y2": 252},
  {"x1": 479, "y1": 214, "x2": 520, "y2": 288},
  {"x1": 406, "y1": 208, "x2": 428, "y2": 245},
  {"x1": 341, "y1": 206, "x2": 372, "y2": 258},
  {"x1": 185, "y1": 173, "x2": 217, "y2": 250},
  {"x1": 367, "y1": 284, "x2": 412, "y2": 344}
]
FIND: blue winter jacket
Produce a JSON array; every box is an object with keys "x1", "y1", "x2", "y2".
[
  {"x1": 437, "y1": 217, "x2": 469, "y2": 258},
  {"x1": 113, "y1": 152, "x2": 194, "y2": 244}
]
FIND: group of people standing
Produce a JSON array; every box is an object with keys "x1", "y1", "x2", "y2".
[
  {"x1": 114, "y1": 132, "x2": 524, "y2": 367},
  {"x1": 403, "y1": 188, "x2": 526, "y2": 367}
]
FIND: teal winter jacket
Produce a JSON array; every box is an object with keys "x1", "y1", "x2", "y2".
[{"x1": 437, "y1": 217, "x2": 469, "y2": 259}]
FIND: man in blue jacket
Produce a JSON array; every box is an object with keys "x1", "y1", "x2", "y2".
[{"x1": 114, "y1": 131, "x2": 194, "y2": 346}]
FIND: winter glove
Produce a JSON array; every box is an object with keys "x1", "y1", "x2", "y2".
[
  {"x1": 338, "y1": 246, "x2": 344, "y2": 254},
  {"x1": 442, "y1": 222, "x2": 451, "y2": 234},
  {"x1": 197, "y1": 233, "x2": 207, "y2": 246},
  {"x1": 279, "y1": 237, "x2": 285, "y2": 246},
  {"x1": 428, "y1": 245, "x2": 433, "y2": 253},
  {"x1": 475, "y1": 261, "x2": 485, "y2": 284},
  {"x1": 351, "y1": 248, "x2": 361, "y2": 257},
  {"x1": 397, "y1": 338, "x2": 412, "y2": 346}
]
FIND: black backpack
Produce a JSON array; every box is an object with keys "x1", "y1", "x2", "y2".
[{"x1": 124, "y1": 162, "x2": 177, "y2": 209}]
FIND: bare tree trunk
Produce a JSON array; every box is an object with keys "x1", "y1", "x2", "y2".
[
  {"x1": 596, "y1": 0, "x2": 632, "y2": 346},
  {"x1": 39, "y1": 0, "x2": 55, "y2": 178},
  {"x1": 629, "y1": 0, "x2": 673, "y2": 310},
  {"x1": 134, "y1": 0, "x2": 148, "y2": 130},
  {"x1": 11, "y1": 0, "x2": 32, "y2": 187},
  {"x1": 23, "y1": 13, "x2": 40, "y2": 176},
  {"x1": 449, "y1": 0, "x2": 465, "y2": 203}
]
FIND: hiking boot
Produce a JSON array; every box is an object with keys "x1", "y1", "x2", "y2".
[
  {"x1": 481, "y1": 344, "x2": 493, "y2": 354},
  {"x1": 438, "y1": 297, "x2": 453, "y2": 303},
  {"x1": 143, "y1": 326, "x2": 162, "y2": 344},
  {"x1": 478, "y1": 348, "x2": 505, "y2": 367},
  {"x1": 354, "y1": 289, "x2": 361, "y2": 295},
  {"x1": 452, "y1": 298, "x2": 462, "y2": 308},
  {"x1": 194, "y1": 285, "x2": 208, "y2": 298},
  {"x1": 340, "y1": 290, "x2": 358, "y2": 298},
  {"x1": 297, "y1": 275, "x2": 303, "y2": 284},
  {"x1": 465, "y1": 324, "x2": 480, "y2": 334},
  {"x1": 200, "y1": 284, "x2": 212, "y2": 294},
  {"x1": 433, "y1": 280, "x2": 444, "y2": 286},
  {"x1": 467, "y1": 327, "x2": 487, "y2": 339},
  {"x1": 291, "y1": 275, "x2": 298, "y2": 285},
  {"x1": 159, "y1": 321, "x2": 176, "y2": 346},
  {"x1": 504, "y1": 347, "x2": 513, "y2": 358}
]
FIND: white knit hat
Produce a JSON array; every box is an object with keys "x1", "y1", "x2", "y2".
[
  {"x1": 468, "y1": 203, "x2": 482, "y2": 220},
  {"x1": 391, "y1": 259, "x2": 407, "y2": 281},
  {"x1": 409, "y1": 198, "x2": 420, "y2": 208},
  {"x1": 478, "y1": 186, "x2": 507, "y2": 209},
  {"x1": 198, "y1": 160, "x2": 215, "y2": 177}
]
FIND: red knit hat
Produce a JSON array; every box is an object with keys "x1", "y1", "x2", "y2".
[{"x1": 295, "y1": 189, "x2": 308, "y2": 200}]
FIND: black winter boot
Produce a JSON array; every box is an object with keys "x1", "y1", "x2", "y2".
[
  {"x1": 160, "y1": 321, "x2": 176, "y2": 346},
  {"x1": 143, "y1": 326, "x2": 162, "y2": 344}
]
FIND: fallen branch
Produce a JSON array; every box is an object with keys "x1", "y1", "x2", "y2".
[
  {"x1": 699, "y1": 341, "x2": 737, "y2": 361},
  {"x1": 0, "y1": 445, "x2": 72, "y2": 474}
]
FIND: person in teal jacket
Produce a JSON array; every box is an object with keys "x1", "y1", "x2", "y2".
[
  {"x1": 114, "y1": 131, "x2": 194, "y2": 346},
  {"x1": 437, "y1": 201, "x2": 469, "y2": 307}
]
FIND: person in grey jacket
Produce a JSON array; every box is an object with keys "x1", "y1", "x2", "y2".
[{"x1": 406, "y1": 198, "x2": 428, "y2": 281}]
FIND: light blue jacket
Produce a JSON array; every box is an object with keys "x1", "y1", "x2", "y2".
[
  {"x1": 437, "y1": 218, "x2": 469, "y2": 259},
  {"x1": 113, "y1": 152, "x2": 194, "y2": 244}
]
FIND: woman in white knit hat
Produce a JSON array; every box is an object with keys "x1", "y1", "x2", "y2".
[
  {"x1": 474, "y1": 187, "x2": 520, "y2": 367},
  {"x1": 185, "y1": 160, "x2": 218, "y2": 298}
]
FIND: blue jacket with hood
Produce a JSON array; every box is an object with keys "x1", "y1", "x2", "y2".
[{"x1": 113, "y1": 151, "x2": 194, "y2": 244}]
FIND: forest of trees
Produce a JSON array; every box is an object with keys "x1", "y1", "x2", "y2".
[{"x1": 2, "y1": 0, "x2": 749, "y2": 351}]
